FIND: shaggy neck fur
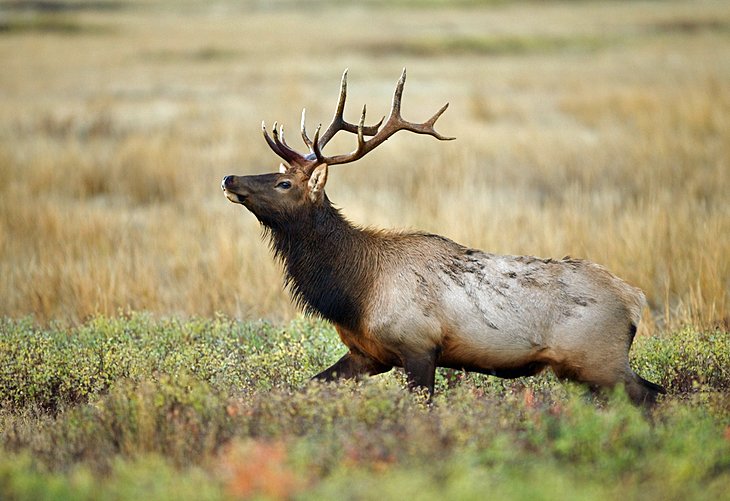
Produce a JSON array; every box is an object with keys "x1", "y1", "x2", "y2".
[{"x1": 263, "y1": 197, "x2": 375, "y2": 331}]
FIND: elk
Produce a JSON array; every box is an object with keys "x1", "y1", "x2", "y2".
[{"x1": 222, "y1": 69, "x2": 665, "y2": 406}]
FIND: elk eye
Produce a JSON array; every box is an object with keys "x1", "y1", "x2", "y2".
[{"x1": 276, "y1": 180, "x2": 292, "y2": 190}]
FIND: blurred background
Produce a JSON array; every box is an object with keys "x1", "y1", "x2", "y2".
[{"x1": 0, "y1": 0, "x2": 727, "y2": 330}]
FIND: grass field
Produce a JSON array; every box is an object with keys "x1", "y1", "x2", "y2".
[
  {"x1": 0, "y1": 0, "x2": 729, "y2": 499},
  {"x1": 1, "y1": 0, "x2": 728, "y2": 328}
]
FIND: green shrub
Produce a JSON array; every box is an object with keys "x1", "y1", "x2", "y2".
[
  {"x1": 2, "y1": 374, "x2": 237, "y2": 473},
  {"x1": 0, "y1": 314, "x2": 343, "y2": 411},
  {"x1": 632, "y1": 327, "x2": 730, "y2": 392},
  {"x1": 0, "y1": 452, "x2": 222, "y2": 501}
]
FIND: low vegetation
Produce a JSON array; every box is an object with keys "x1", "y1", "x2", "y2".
[
  {"x1": 0, "y1": 0, "x2": 728, "y2": 328},
  {"x1": 0, "y1": 314, "x2": 728, "y2": 500}
]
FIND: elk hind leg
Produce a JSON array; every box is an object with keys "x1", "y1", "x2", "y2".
[{"x1": 549, "y1": 352, "x2": 665, "y2": 407}]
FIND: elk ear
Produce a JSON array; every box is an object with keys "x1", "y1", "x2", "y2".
[{"x1": 307, "y1": 164, "x2": 328, "y2": 203}]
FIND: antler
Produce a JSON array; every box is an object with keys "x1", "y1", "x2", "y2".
[
  {"x1": 262, "y1": 121, "x2": 310, "y2": 169},
  {"x1": 263, "y1": 68, "x2": 454, "y2": 173}
]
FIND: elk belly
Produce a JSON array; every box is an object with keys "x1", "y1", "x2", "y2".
[
  {"x1": 435, "y1": 285, "x2": 548, "y2": 372},
  {"x1": 438, "y1": 328, "x2": 549, "y2": 374}
]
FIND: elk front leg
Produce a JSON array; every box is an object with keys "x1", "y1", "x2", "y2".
[
  {"x1": 402, "y1": 349, "x2": 438, "y2": 398},
  {"x1": 312, "y1": 351, "x2": 392, "y2": 382}
]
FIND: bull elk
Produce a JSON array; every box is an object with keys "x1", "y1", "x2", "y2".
[{"x1": 222, "y1": 69, "x2": 665, "y2": 406}]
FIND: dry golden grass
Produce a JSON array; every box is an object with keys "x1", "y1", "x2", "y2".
[{"x1": 0, "y1": 0, "x2": 728, "y2": 330}]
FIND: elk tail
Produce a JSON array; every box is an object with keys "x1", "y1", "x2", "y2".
[
  {"x1": 636, "y1": 374, "x2": 667, "y2": 395},
  {"x1": 625, "y1": 321, "x2": 666, "y2": 406},
  {"x1": 626, "y1": 371, "x2": 667, "y2": 407}
]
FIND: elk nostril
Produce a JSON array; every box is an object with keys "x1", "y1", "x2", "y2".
[{"x1": 222, "y1": 175, "x2": 233, "y2": 190}]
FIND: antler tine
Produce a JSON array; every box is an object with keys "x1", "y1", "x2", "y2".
[
  {"x1": 316, "y1": 69, "x2": 349, "y2": 147},
  {"x1": 355, "y1": 104, "x2": 367, "y2": 155},
  {"x1": 262, "y1": 121, "x2": 283, "y2": 157},
  {"x1": 335, "y1": 69, "x2": 348, "y2": 119},
  {"x1": 277, "y1": 123, "x2": 288, "y2": 147},
  {"x1": 312, "y1": 124, "x2": 324, "y2": 163},
  {"x1": 300, "y1": 109, "x2": 314, "y2": 150},
  {"x1": 389, "y1": 67, "x2": 407, "y2": 121},
  {"x1": 425, "y1": 103, "x2": 456, "y2": 141},
  {"x1": 262, "y1": 120, "x2": 310, "y2": 168},
  {"x1": 277, "y1": 123, "x2": 302, "y2": 151},
  {"x1": 272, "y1": 121, "x2": 283, "y2": 148}
]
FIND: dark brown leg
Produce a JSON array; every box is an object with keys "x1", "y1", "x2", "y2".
[
  {"x1": 312, "y1": 351, "x2": 392, "y2": 382},
  {"x1": 402, "y1": 350, "x2": 438, "y2": 397},
  {"x1": 488, "y1": 362, "x2": 547, "y2": 379}
]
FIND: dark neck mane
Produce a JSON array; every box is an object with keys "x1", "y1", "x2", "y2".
[{"x1": 264, "y1": 200, "x2": 373, "y2": 330}]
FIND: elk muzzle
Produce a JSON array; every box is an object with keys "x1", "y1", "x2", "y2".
[{"x1": 221, "y1": 175, "x2": 249, "y2": 204}]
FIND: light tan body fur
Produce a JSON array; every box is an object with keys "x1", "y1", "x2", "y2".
[{"x1": 330, "y1": 231, "x2": 649, "y2": 401}]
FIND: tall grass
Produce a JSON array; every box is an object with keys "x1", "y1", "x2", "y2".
[{"x1": 0, "y1": 0, "x2": 728, "y2": 329}]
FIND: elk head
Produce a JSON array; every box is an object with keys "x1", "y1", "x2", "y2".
[{"x1": 221, "y1": 68, "x2": 454, "y2": 229}]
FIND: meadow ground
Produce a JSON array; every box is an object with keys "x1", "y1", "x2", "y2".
[
  {"x1": 0, "y1": 314, "x2": 728, "y2": 500},
  {"x1": 0, "y1": 0, "x2": 728, "y2": 499}
]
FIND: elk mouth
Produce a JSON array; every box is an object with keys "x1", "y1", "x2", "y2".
[
  {"x1": 221, "y1": 176, "x2": 247, "y2": 204},
  {"x1": 223, "y1": 189, "x2": 246, "y2": 204}
]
